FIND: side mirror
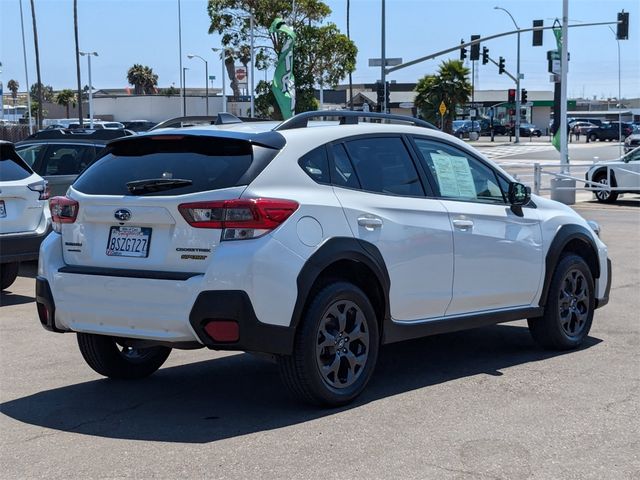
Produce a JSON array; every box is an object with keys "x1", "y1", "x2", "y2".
[{"x1": 508, "y1": 182, "x2": 531, "y2": 205}]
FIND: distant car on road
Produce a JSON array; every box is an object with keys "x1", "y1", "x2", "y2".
[
  {"x1": 586, "y1": 147, "x2": 640, "y2": 203},
  {"x1": 570, "y1": 121, "x2": 599, "y2": 135},
  {"x1": 452, "y1": 120, "x2": 480, "y2": 139},
  {"x1": 584, "y1": 122, "x2": 633, "y2": 142},
  {"x1": 509, "y1": 123, "x2": 542, "y2": 137},
  {"x1": 624, "y1": 125, "x2": 640, "y2": 153},
  {"x1": 122, "y1": 120, "x2": 156, "y2": 132}
]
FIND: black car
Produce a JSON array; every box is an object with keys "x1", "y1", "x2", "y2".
[
  {"x1": 585, "y1": 122, "x2": 633, "y2": 142},
  {"x1": 122, "y1": 120, "x2": 157, "y2": 132},
  {"x1": 508, "y1": 123, "x2": 543, "y2": 137}
]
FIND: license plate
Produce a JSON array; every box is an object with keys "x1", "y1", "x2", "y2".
[
  {"x1": 0, "y1": 201, "x2": 5, "y2": 218},
  {"x1": 106, "y1": 226, "x2": 151, "y2": 258}
]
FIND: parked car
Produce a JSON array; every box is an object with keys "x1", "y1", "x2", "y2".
[
  {"x1": 584, "y1": 122, "x2": 634, "y2": 142},
  {"x1": 568, "y1": 117, "x2": 602, "y2": 127},
  {"x1": 36, "y1": 111, "x2": 611, "y2": 406},
  {"x1": 586, "y1": 146, "x2": 640, "y2": 203},
  {"x1": 623, "y1": 125, "x2": 640, "y2": 153},
  {"x1": 15, "y1": 134, "x2": 110, "y2": 196},
  {"x1": 478, "y1": 119, "x2": 507, "y2": 136},
  {"x1": 67, "y1": 121, "x2": 125, "y2": 130},
  {"x1": 0, "y1": 141, "x2": 50, "y2": 290},
  {"x1": 452, "y1": 120, "x2": 481, "y2": 139},
  {"x1": 569, "y1": 121, "x2": 599, "y2": 135},
  {"x1": 122, "y1": 120, "x2": 157, "y2": 132},
  {"x1": 508, "y1": 123, "x2": 542, "y2": 137}
]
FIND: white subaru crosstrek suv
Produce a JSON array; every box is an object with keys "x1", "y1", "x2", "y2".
[
  {"x1": 36, "y1": 112, "x2": 611, "y2": 406},
  {"x1": 0, "y1": 141, "x2": 50, "y2": 290}
]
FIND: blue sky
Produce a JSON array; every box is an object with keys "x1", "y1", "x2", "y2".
[{"x1": 1, "y1": 0, "x2": 637, "y2": 99}]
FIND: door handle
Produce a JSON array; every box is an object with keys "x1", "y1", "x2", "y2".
[
  {"x1": 357, "y1": 216, "x2": 383, "y2": 229},
  {"x1": 452, "y1": 219, "x2": 474, "y2": 230}
]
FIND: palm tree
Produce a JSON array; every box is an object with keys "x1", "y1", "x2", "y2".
[
  {"x1": 7, "y1": 79, "x2": 19, "y2": 109},
  {"x1": 74, "y1": 0, "x2": 83, "y2": 126},
  {"x1": 415, "y1": 60, "x2": 471, "y2": 133},
  {"x1": 126, "y1": 64, "x2": 159, "y2": 95},
  {"x1": 55, "y1": 89, "x2": 77, "y2": 118},
  {"x1": 30, "y1": 0, "x2": 43, "y2": 129}
]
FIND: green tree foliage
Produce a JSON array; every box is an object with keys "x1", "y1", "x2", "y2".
[
  {"x1": 55, "y1": 89, "x2": 77, "y2": 118},
  {"x1": 7, "y1": 79, "x2": 19, "y2": 100},
  {"x1": 207, "y1": 0, "x2": 356, "y2": 116},
  {"x1": 30, "y1": 82, "x2": 54, "y2": 102},
  {"x1": 126, "y1": 64, "x2": 159, "y2": 95},
  {"x1": 415, "y1": 60, "x2": 472, "y2": 133}
]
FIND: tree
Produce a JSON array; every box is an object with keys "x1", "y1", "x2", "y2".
[
  {"x1": 207, "y1": 0, "x2": 356, "y2": 116},
  {"x1": 30, "y1": 83, "x2": 54, "y2": 102},
  {"x1": 30, "y1": 0, "x2": 43, "y2": 129},
  {"x1": 55, "y1": 89, "x2": 77, "y2": 118},
  {"x1": 415, "y1": 60, "x2": 472, "y2": 133},
  {"x1": 7, "y1": 79, "x2": 19, "y2": 108},
  {"x1": 126, "y1": 64, "x2": 159, "y2": 95}
]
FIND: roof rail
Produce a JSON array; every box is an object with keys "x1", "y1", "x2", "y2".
[
  {"x1": 25, "y1": 128, "x2": 134, "y2": 141},
  {"x1": 273, "y1": 110, "x2": 437, "y2": 131}
]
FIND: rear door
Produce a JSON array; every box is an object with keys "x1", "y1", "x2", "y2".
[
  {"x1": 330, "y1": 135, "x2": 454, "y2": 321},
  {"x1": 62, "y1": 135, "x2": 260, "y2": 274}
]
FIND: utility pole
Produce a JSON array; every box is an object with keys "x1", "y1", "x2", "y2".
[
  {"x1": 381, "y1": 0, "x2": 386, "y2": 113},
  {"x1": 560, "y1": 0, "x2": 569, "y2": 172}
]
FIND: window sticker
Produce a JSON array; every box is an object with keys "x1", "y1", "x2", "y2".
[{"x1": 430, "y1": 153, "x2": 477, "y2": 198}]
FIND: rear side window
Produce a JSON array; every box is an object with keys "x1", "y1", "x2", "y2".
[
  {"x1": 299, "y1": 146, "x2": 330, "y2": 184},
  {"x1": 42, "y1": 145, "x2": 96, "y2": 176},
  {"x1": 73, "y1": 136, "x2": 254, "y2": 196},
  {"x1": 0, "y1": 144, "x2": 34, "y2": 181}
]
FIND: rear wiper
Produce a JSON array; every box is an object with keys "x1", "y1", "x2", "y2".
[{"x1": 126, "y1": 178, "x2": 192, "y2": 194}]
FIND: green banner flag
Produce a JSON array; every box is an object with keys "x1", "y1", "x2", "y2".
[
  {"x1": 269, "y1": 18, "x2": 296, "y2": 119},
  {"x1": 551, "y1": 24, "x2": 563, "y2": 152}
]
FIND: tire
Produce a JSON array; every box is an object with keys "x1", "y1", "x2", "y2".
[
  {"x1": 278, "y1": 282, "x2": 380, "y2": 407},
  {"x1": 77, "y1": 333, "x2": 171, "y2": 379},
  {"x1": 593, "y1": 171, "x2": 619, "y2": 203},
  {"x1": 589, "y1": 133, "x2": 597, "y2": 142},
  {"x1": 528, "y1": 254, "x2": 595, "y2": 350},
  {"x1": 1, "y1": 262, "x2": 20, "y2": 290}
]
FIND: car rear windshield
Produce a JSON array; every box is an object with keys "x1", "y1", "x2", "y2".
[
  {"x1": 72, "y1": 136, "x2": 254, "y2": 196},
  {"x1": 0, "y1": 144, "x2": 34, "y2": 181}
]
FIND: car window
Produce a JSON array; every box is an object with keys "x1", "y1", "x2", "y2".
[
  {"x1": 0, "y1": 145, "x2": 34, "y2": 181},
  {"x1": 413, "y1": 138, "x2": 507, "y2": 204},
  {"x1": 15, "y1": 144, "x2": 46, "y2": 167},
  {"x1": 42, "y1": 145, "x2": 96, "y2": 176},
  {"x1": 299, "y1": 146, "x2": 330, "y2": 184},
  {"x1": 343, "y1": 137, "x2": 424, "y2": 197},
  {"x1": 331, "y1": 143, "x2": 361, "y2": 189},
  {"x1": 625, "y1": 149, "x2": 640, "y2": 162}
]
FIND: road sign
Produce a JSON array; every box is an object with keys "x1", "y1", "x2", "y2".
[
  {"x1": 439, "y1": 101, "x2": 447, "y2": 116},
  {"x1": 398, "y1": 102, "x2": 414, "y2": 109},
  {"x1": 235, "y1": 66, "x2": 247, "y2": 82},
  {"x1": 208, "y1": 75, "x2": 216, "y2": 80},
  {"x1": 368, "y1": 58, "x2": 403, "y2": 67}
]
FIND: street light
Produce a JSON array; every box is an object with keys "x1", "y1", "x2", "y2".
[
  {"x1": 212, "y1": 48, "x2": 229, "y2": 113},
  {"x1": 79, "y1": 51, "x2": 98, "y2": 128},
  {"x1": 187, "y1": 54, "x2": 209, "y2": 116},
  {"x1": 182, "y1": 67, "x2": 189, "y2": 116},
  {"x1": 494, "y1": 6, "x2": 521, "y2": 144},
  {"x1": 608, "y1": 26, "x2": 622, "y2": 157}
]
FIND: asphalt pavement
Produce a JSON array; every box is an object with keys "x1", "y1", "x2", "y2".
[{"x1": 1, "y1": 199, "x2": 638, "y2": 480}]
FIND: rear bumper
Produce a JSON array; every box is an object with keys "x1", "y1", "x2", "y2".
[
  {"x1": 595, "y1": 258, "x2": 612, "y2": 309},
  {"x1": 0, "y1": 226, "x2": 51, "y2": 264}
]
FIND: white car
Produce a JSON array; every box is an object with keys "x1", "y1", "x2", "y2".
[
  {"x1": 586, "y1": 147, "x2": 640, "y2": 203},
  {"x1": 0, "y1": 141, "x2": 50, "y2": 290},
  {"x1": 36, "y1": 112, "x2": 611, "y2": 406}
]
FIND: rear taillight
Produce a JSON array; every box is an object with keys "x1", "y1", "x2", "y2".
[
  {"x1": 28, "y1": 180, "x2": 50, "y2": 200},
  {"x1": 178, "y1": 198, "x2": 299, "y2": 240},
  {"x1": 49, "y1": 196, "x2": 79, "y2": 232}
]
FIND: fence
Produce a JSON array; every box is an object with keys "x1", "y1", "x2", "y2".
[{"x1": 0, "y1": 125, "x2": 32, "y2": 143}]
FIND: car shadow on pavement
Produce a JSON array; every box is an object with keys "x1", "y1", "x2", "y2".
[
  {"x1": 0, "y1": 291, "x2": 34, "y2": 307},
  {"x1": 0, "y1": 324, "x2": 601, "y2": 444}
]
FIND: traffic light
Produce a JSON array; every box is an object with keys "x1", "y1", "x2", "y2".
[
  {"x1": 520, "y1": 89, "x2": 528, "y2": 104},
  {"x1": 385, "y1": 81, "x2": 391, "y2": 108},
  {"x1": 460, "y1": 39, "x2": 467, "y2": 61},
  {"x1": 376, "y1": 81, "x2": 384, "y2": 111},
  {"x1": 508, "y1": 89, "x2": 516, "y2": 104},
  {"x1": 482, "y1": 47, "x2": 489, "y2": 65},
  {"x1": 617, "y1": 10, "x2": 629, "y2": 40},
  {"x1": 532, "y1": 20, "x2": 544, "y2": 46},
  {"x1": 470, "y1": 35, "x2": 480, "y2": 61},
  {"x1": 498, "y1": 56, "x2": 505, "y2": 74}
]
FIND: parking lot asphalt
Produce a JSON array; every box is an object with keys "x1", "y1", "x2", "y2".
[{"x1": 1, "y1": 199, "x2": 638, "y2": 480}]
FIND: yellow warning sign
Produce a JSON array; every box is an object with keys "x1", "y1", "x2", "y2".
[{"x1": 439, "y1": 101, "x2": 447, "y2": 116}]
